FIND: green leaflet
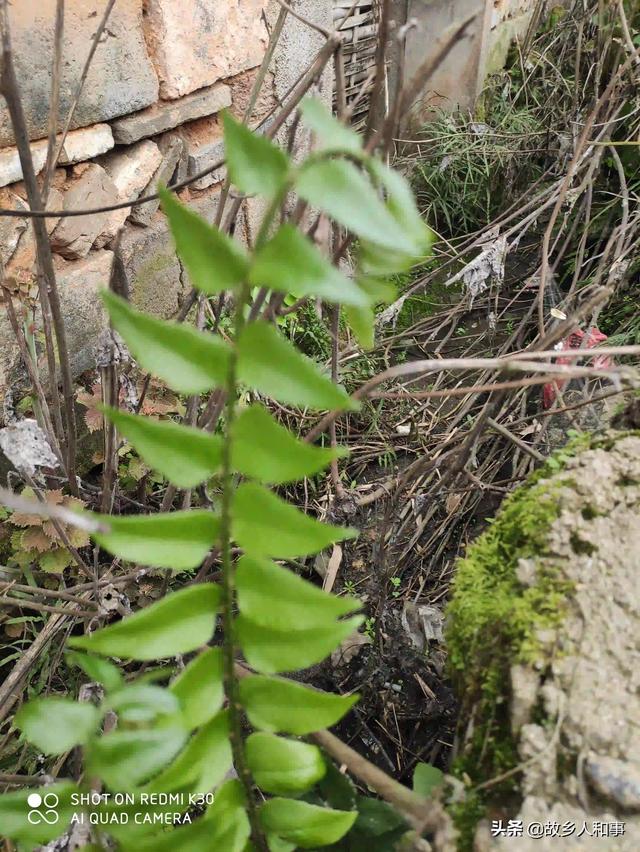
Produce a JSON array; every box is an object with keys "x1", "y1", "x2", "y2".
[
  {"x1": 223, "y1": 111, "x2": 290, "y2": 199},
  {"x1": 93, "y1": 509, "x2": 220, "y2": 570},
  {"x1": 68, "y1": 584, "x2": 220, "y2": 660},
  {"x1": 0, "y1": 783, "x2": 79, "y2": 845},
  {"x1": 413, "y1": 762, "x2": 444, "y2": 798},
  {"x1": 237, "y1": 321, "x2": 356, "y2": 411},
  {"x1": 245, "y1": 733, "x2": 325, "y2": 795},
  {"x1": 106, "y1": 684, "x2": 180, "y2": 724},
  {"x1": 232, "y1": 482, "x2": 357, "y2": 558},
  {"x1": 236, "y1": 554, "x2": 360, "y2": 629},
  {"x1": 148, "y1": 711, "x2": 232, "y2": 795},
  {"x1": 126, "y1": 820, "x2": 217, "y2": 852},
  {"x1": 250, "y1": 225, "x2": 369, "y2": 307},
  {"x1": 102, "y1": 291, "x2": 231, "y2": 395},
  {"x1": 368, "y1": 159, "x2": 435, "y2": 252},
  {"x1": 344, "y1": 302, "x2": 375, "y2": 350},
  {"x1": 268, "y1": 836, "x2": 296, "y2": 852},
  {"x1": 239, "y1": 675, "x2": 358, "y2": 735},
  {"x1": 236, "y1": 615, "x2": 363, "y2": 674},
  {"x1": 87, "y1": 726, "x2": 187, "y2": 791},
  {"x1": 160, "y1": 188, "x2": 249, "y2": 295},
  {"x1": 66, "y1": 651, "x2": 124, "y2": 692},
  {"x1": 170, "y1": 647, "x2": 224, "y2": 728},
  {"x1": 300, "y1": 97, "x2": 363, "y2": 155},
  {"x1": 231, "y1": 404, "x2": 343, "y2": 483},
  {"x1": 101, "y1": 406, "x2": 223, "y2": 488},
  {"x1": 296, "y1": 159, "x2": 417, "y2": 255},
  {"x1": 260, "y1": 799, "x2": 357, "y2": 848},
  {"x1": 15, "y1": 698, "x2": 100, "y2": 755}
]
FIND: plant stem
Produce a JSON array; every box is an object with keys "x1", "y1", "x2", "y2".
[{"x1": 219, "y1": 281, "x2": 268, "y2": 851}]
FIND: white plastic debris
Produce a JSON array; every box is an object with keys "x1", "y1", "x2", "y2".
[
  {"x1": 448, "y1": 231, "x2": 508, "y2": 307},
  {"x1": 0, "y1": 419, "x2": 58, "y2": 475}
]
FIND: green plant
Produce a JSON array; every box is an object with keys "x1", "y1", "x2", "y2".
[
  {"x1": 0, "y1": 100, "x2": 433, "y2": 850},
  {"x1": 6, "y1": 488, "x2": 88, "y2": 574}
]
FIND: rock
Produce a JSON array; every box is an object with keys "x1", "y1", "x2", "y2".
[
  {"x1": 0, "y1": 251, "x2": 114, "y2": 405},
  {"x1": 510, "y1": 665, "x2": 540, "y2": 736},
  {"x1": 586, "y1": 755, "x2": 640, "y2": 811},
  {"x1": 111, "y1": 84, "x2": 232, "y2": 145},
  {"x1": 111, "y1": 213, "x2": 186, "y2": 319},
  {"x1": 0, "y1": 0, "x2": 158, "y2": 146},
  {"x1": 144, "y1": 0, "x2": 269, "y2": 100},
  {"x1": 95, "y1": 141, "x2": 162, "y2": 247},
  {"x1": 0, "y1": 125, "x2": 114, "y2": 188},
  {"x1": 7, "y1": 188, "x2": 64, "y2": 282},
  {"x1": 449, "y1": 433, "x2": 640, "y2": 845},
  {"x1": 183, "y1": 123, "x2": 227, "y2": 189},
  {"x1": 58, "y1": 124, "x2": 115, "y2": 166},
  {"x1": 0, "y1": 140, "x2": 48, "y2": 188},
  {"x1": 0, "y1": 419, "x2": 58, "y2": 475},
  {"x1": 55, "y1": 251, "x2": 114, "y2": 376},
  {"x1": 130, "y1": 135, "x2": 184, "y2": 227},
  {"x1": 401, "y1": 602, "x2": 444, "y2": 651},
  {"x1": 0, "y1": 190, "x2": 29, "y2": 263},
  {"x1": 50, "y1": 165, "x2": 119, "y2": 259}
]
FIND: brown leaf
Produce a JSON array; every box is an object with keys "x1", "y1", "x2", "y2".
[
  {"x1": 445, "y1": 493, "x2": 462, "y2": 514},
  {"x1": 22, "y1": 527, "x2": 52, "y2": 553}
]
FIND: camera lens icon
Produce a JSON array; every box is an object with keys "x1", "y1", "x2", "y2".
[{"x1": 27, "y1": 792, "x2": 59, "y2": 825}]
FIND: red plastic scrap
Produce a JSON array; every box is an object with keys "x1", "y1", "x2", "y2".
[{"x1": 542, "y1": 327, "x2": 612, "y2": 409}]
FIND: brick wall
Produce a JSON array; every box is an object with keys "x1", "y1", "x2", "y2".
[{"x1": 0, "y1": 0, "x2": 337, "y2": 402}]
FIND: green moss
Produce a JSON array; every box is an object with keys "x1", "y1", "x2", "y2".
[{"x1": 446, "y1": 463, "x2": 577, "y2": 847}]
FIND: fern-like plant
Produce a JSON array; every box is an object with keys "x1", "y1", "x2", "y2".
[{"x1": 0, "y1": 99, "x2": 434, "y2": 851}]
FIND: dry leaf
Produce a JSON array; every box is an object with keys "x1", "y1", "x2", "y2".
[
  {"x1": 445, "y1": 493, "x2": 462, "y2": 514},
  {"x1": 22, "y1": 527, "x2": 53, "y2": 553},
  {"x1": 331, "y1": 630, "x2": 372, "y2": 667}
]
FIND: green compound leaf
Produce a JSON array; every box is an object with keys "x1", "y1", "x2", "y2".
[
  {"x1": 246, "y1": 732, "x2": 326, "y2": 795},
  {"x1": 87, "y1": 725, "x2": 187, "y2": 791},
  {"x1": 66, "y1": 651, "x2": 124, "y2": 692},
  {"x1": 68, "y1": 584, "x2": 220, "y2": 661},
  {"x1": 231, "y1": 404, "x2": 344, "y2": 484},
  {"x1": 239, "y1": 675, "x2": 358, "y2": 734},
  {"x1": 170, "y1": 647, "x2": 224, "y2": 728},
  {"x1": 296, "y1": 159, "x2": 416, "y2": 255},
  {"x1": 160, "y1": 188, "x2": 249, "y2": 295},
  {"x1": 236, "y1": 614, "x2": 363, "y2": 674},
  {"x1": 260, "y1": 798, "x2": 357, "y2": 848},
  {"x1": 236, "y1": 554, "x2": 360, "y2": 629},
  {"x1": 237, "y1": 321, "x2": 356, "y2": 411},
  {"x1": 16, "y1": 698, "x2": 100, "y2": 755},
  {"x1": 250, "y1": 225, "x2": 369, "y2": 307},
  {"x1": 148, "y1": 711, "x2": 232, "y2": 795},
  {"x1": 0, "y1": 783, "x2": 79, "y2": 845},
  {"x1": 223, "y1": 111, "x2": 290, "y2": 199},
  {"x1": 232, "y1": 482, "x2": 357, "y2": 559},
  {"x1": 102, "y1": 291, "x2": 231, "y2": 395},
  {"x1": 101, "y1": 406, "x2": 223, "y2": 489},
  {"x1": 300, "y1": 97, "x2": 363, "y2": 155},
  {"x1": 93, "y1": 510, "x2": 220, "y2": 571}
]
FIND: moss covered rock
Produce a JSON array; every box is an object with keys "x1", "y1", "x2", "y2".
[{"x1": 446, "y1": 431, "x2": 640, "y2": 850}]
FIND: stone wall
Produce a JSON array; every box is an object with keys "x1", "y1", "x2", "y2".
[
  {"x1": 0, "y1": 0, "x2": 319, "y2": 404},
  {"x1": 403, "y1": 0, "x2": 544, "y2": 120}
]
